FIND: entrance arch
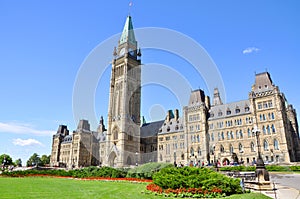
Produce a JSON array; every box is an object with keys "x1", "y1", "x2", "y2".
[{"x1": 108, "y1": 152, "x2": 117, "y2": 167}]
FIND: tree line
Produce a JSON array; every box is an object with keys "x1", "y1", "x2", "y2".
[{"x1": 1, "y1": 153, "x2": 50, "y2": 167}]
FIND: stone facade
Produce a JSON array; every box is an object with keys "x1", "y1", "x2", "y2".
[
  {"x1": 50, "y1": 16, "x2": 300, "y2": 169},
  {"x1": 158, "y1": 72, "x2": 300, "y2": 166}
]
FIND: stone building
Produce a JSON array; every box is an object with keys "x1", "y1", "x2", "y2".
[
  {"x1": 50, "y1": 15, "x2": 300, "y2": 169},
  {"x1": 158, "y1": 72, "x2": 300, "y2": 166}
]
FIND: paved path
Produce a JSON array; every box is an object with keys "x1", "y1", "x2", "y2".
[{"x1": 260, "y1": 173, "x2": 300, "y2": 199}]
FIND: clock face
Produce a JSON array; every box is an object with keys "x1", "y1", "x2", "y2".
[
  {"x1": 119, "y1": 48, "x2": 125, "y2": 56},
  {"x1": 128, "y1": 48, "x2": 134, "y2": 56}
]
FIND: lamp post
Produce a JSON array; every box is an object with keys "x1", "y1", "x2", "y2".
[
  {"x1": 135, "y1": 151, "x2": 138, "y2": 166},
  {"x1": 252, "y1": 126, "x2": 270, "y2": 182}
]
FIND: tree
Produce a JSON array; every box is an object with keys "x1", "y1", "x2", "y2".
[
  {"x1": 15, "y1": 158, "x2": 22, "y2": 167},
  {"x1": 40, "y1": 155, "x2": 50, "y2": 166},
  {"x1": 0, "y1": 154, "x2": 13, "y2": 166},
  {"x1": 27, "y1": 153, "x2": 41, "y2": 167}
]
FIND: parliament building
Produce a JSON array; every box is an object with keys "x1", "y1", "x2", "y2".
[{"x1": 50, "y1": 16, "x2": 300, "y2": 168}]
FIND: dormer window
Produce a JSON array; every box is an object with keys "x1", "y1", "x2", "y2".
[
  {"x1": 245, "y1": 106, "x2": 250, "y2": 112},
  {"x1": 259, "y1": 86, "x2": 262, "y2": 89},
  {"x1": 226, "y1": 109, "x2": 231, "y2": 115},
  {"x1": 218, "y1": 111, "x2": 223, "y2": 116},
  {"x1": 235, "y1": 108, "x2": 240, "y2": 114}
]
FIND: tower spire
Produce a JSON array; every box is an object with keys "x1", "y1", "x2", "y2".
[{"x1": 119, "y1": 15, "x2": 136, "y2": 46}]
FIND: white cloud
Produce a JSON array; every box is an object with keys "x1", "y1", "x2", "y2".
[
  {"x1": 243, "y1": 47, "x2": 260, "y2": 54},
  {"x1": 13, "y1": 138, "x2": 43, "y2": 147},
  {"x1": 0, "y1": 122, "x2": 55, "y2": 136}
]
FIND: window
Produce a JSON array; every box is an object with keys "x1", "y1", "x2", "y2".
[
  {"x1": 166, "y1": 136, "x2": 170, "y2": 141},
  {"x1": 236, "y1": 130, "x2": 239, "y2": 139},
  {"x1": 236, "y1": 108, "x2": 240, "y2": 114},
  {"x1": 239, "y1": 143, "x2": 243, "y2": 152},
  {"x1": 260, "y1": 114, "x2": 263, "y2": 121},
  {"x1": 248, "y1": 128, "x2": 251, "y2": 137},
  {"x1": 240, "y1": 130, "x2": 243, "y2": 138},
  {"x1": 231, "y1": 131, "x2": 234, "y2": 139},
  {"x1": 263, "y1": 102, "x2": 268, "y2": 108},
  {"x1": 197, "y1": 147, "x2": 201, "y2": 156},
  {"x1": 274, "y1": 139, "x2": 279, "y2": 150},
  {"x1": 258, "y1": 103, "x2": 262, "y2": 110},
  {"x1": 272, "y1": 124, "x2": 276, "y2": 133},
  {"x1": 221, "y1": 132, "x2": 224, "y2": 140},
  {"x1": 251, "y1": 142, "x2": 255, "y2": 152},
  {"x1": 229, "y1": 144, "x2": 234, "y2": 154},
  {"x1": 264, "y1": 140, "x2": 269, "y2": 151},
  {"x1": 245, "y1": 106, "x2": 250, "y2": 112},
  {"x1": 268, "y1": 101, "x2": 273, "y2": 108},
  {"x1": 267, "y1": 125, "x2": 271, "y2": 134},
  {"x1": 220, "y1": 145, "x2": 225, "y2": 153},
  {"x1": 271, "y1": 113, "x2": 275, "y2": 120},
  {"x1": 190, "y1": 147, "x2": 194, "y2": 156},
  {"x1": 197, "y1": 135, "x2": 200, "y2": 142},
  {"x1": 226, "y1": 109, "x2": 231, "y2": 115},
  {"x1": 218, "y1": 132, "x2": 221, "y2": 141},
  {"x1": 211, "y1": 133, "x2": 214, "y2": 141},
  {"x1": 227, "y1": 132, "x2": 230, "y2": 140},
  {"x1": 263, "y1": 114, "x2": 266, "y2": 121},
  {"x1": 263, "y1": 126, "x2": 266, "y2": 135},
  {"x1": 218, "y1": 111, "x2": 223, "y2": 116}
]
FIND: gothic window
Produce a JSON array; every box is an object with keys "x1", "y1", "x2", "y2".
[
  {"x1": 230, "y1": 131, "x2": 234, "y2": 139},
  {"x1": 262, "y1": 126, "x2": 266, "y2": 135},
  {"x1": 197, "y1": 135, "x2": 200, "y2": 142},
  {"x1": 267, "y1": 125, "x2": 271, "y2": 134},
  {"x1": 218, "y1": 132, "x2": 221, "y2": 141},
  {"x1": 251, "y1": 142, "x2": 255, "y2": 152},
  {"x1": 272, "y1": 124, "x2": 276, "y2": 133},
  {"x1": 113, "y1": 128, "x2": 118, "y2": 140},
  {"x1": 197, "y1": 147, "x2": 201, "y2": 156},
  {"x1": 190, "y1": 147, "x2": 194, "y2": 156},
  {"x1": 260, "y1": 114, "x2": 263, "y2": 121},
  {"x1": 274, "y1": 139, "x2": 279, "y2": 150},
  {"x1": 221, "y1": 132, "x2": 224, "y2": 140},
  {"x1": 227, "y1": 132, "x2": 230, "y2": 140},
  {"x1": 263, "y1": 114, "x2": 266, "y2": 121},
  {"x1": 229, "y1": 144, "x2": 234, "y2": 154},
  {"x1": 211, "y1": 133, "x2": 214, "y2": 141},
  {"x1": 271, "y1": 113, "x2": 275, "y2": 120},
  {"x1": 236, "y1": 130, "x2": 239, "y2": 139},
  {"x1": 240, "y1": 130, "x2": 243, "y2": 138},
  {"x1": 248, "y1": 128, "x2": 251, "y2": 138},
  {"x1": 239, "y1": 143, "x2": 243, "y2": 152},
  {"x1": 220, "y1": 145, "x2": 225, "y2": 153},
  {"x1": 264, "y1": 140, "x2": 269, "y2": 151}
]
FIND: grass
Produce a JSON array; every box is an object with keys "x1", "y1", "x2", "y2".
[{"x1": 0, "y1": 177, "x2": 271, "y2": 199}]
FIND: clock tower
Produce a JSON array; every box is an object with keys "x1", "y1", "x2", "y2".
[{"x1": 105, "y1": 16, "x2": 142, "y2": 167}]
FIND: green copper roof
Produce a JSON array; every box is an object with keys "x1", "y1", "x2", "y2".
[{"x1": 119, "y1": 16, "x2": 136, "y2": 45}]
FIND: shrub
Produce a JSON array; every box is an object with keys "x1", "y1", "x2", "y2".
[
  {"x1": 152, "y1": 167, "x2": 242, "y2": 196},
  {"x1": 126, "y1": 162, "x2": 172, "y2": 179}
]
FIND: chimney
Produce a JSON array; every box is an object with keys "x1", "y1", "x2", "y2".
[{"x1": 166, "y1": 110, "x2": 174, "y2": 122}]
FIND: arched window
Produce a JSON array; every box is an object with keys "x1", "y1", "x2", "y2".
[
  {"x1": 248, "y1": 128, "x2": 251, "y2": 137},
  {"x1": 271, "y1": 113, "x2": 275, "y2": 120},
  {"x1": 274, "y1": 139, "x2": 279, "y2": 150},
  {"x1": 240, "y1": 130, "x2": 243, "y2": 138},
  {"x1": 264, "y1": 140, "x2": 269, "y2": 151},
  {"x1": 227, "y1": 131, "x2": 230, "y2": 140},
  {"x1": 239, "y1": 143, "x2": 243, "y2": 152},
  {"x1": 218, "y1": 132, "x2": 221, "y2": 141},
  {"x1": 260, "y1": 114, "x2": 263, "y2": 121},
  {"x1": 236, "y1": 130, "x2": 239, "y2": 139},
  {"x1": 229, "y1": 144, "x2": 234, "y2": 154},
  {"x1": 262, "y1": 126, "x2": 266, "y2": 135},
  {"x1": 221, "y1": 132, "x2": 224, "y2": 140},
  {"x1": 190, "y1": 147, "x2": 194, "y2": 156},
  {"x1": 267, "y1": 125, "x2": 271, "y2": 134},
  {"x1": 113, "y1": 127, "x2": 118, "y2": 140},
  {"x1": 211, "y1": 133, "x2": 214, "y2": 141},
  {"x1": 272, "y1": 124, "x2": 276, "y2": 133},
  {"x1": 197, "y1": 135, "x2": 200, "y2": 142},
  {"x1": 251, "y1": 142, "x2": 255, "y2": 152},
  {"x1": 220, "y1": 145, "x2": 224, "y2": 153},
  {"x1": 197, "y1": 147, "x2": 201, "y2": 156},
  {"x1": 231, "y1": 131, "x2": 234, "y2": 139}
]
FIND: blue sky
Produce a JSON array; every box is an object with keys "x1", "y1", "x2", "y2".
[{"x1": 0, "y1": 1, "x2": 299, "y2": 164}]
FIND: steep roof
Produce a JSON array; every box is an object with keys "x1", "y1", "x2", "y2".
[
  {"x1": 140, "y1": 120, "x2": 164, "y2": 138},
  {"x1": 119, "y1": 15, "x2": 136, "y2": 45}
]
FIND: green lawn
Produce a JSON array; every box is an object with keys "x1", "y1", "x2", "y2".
[{"x1": 0, "y1": 177, "x2": 271, "y2": 199}]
